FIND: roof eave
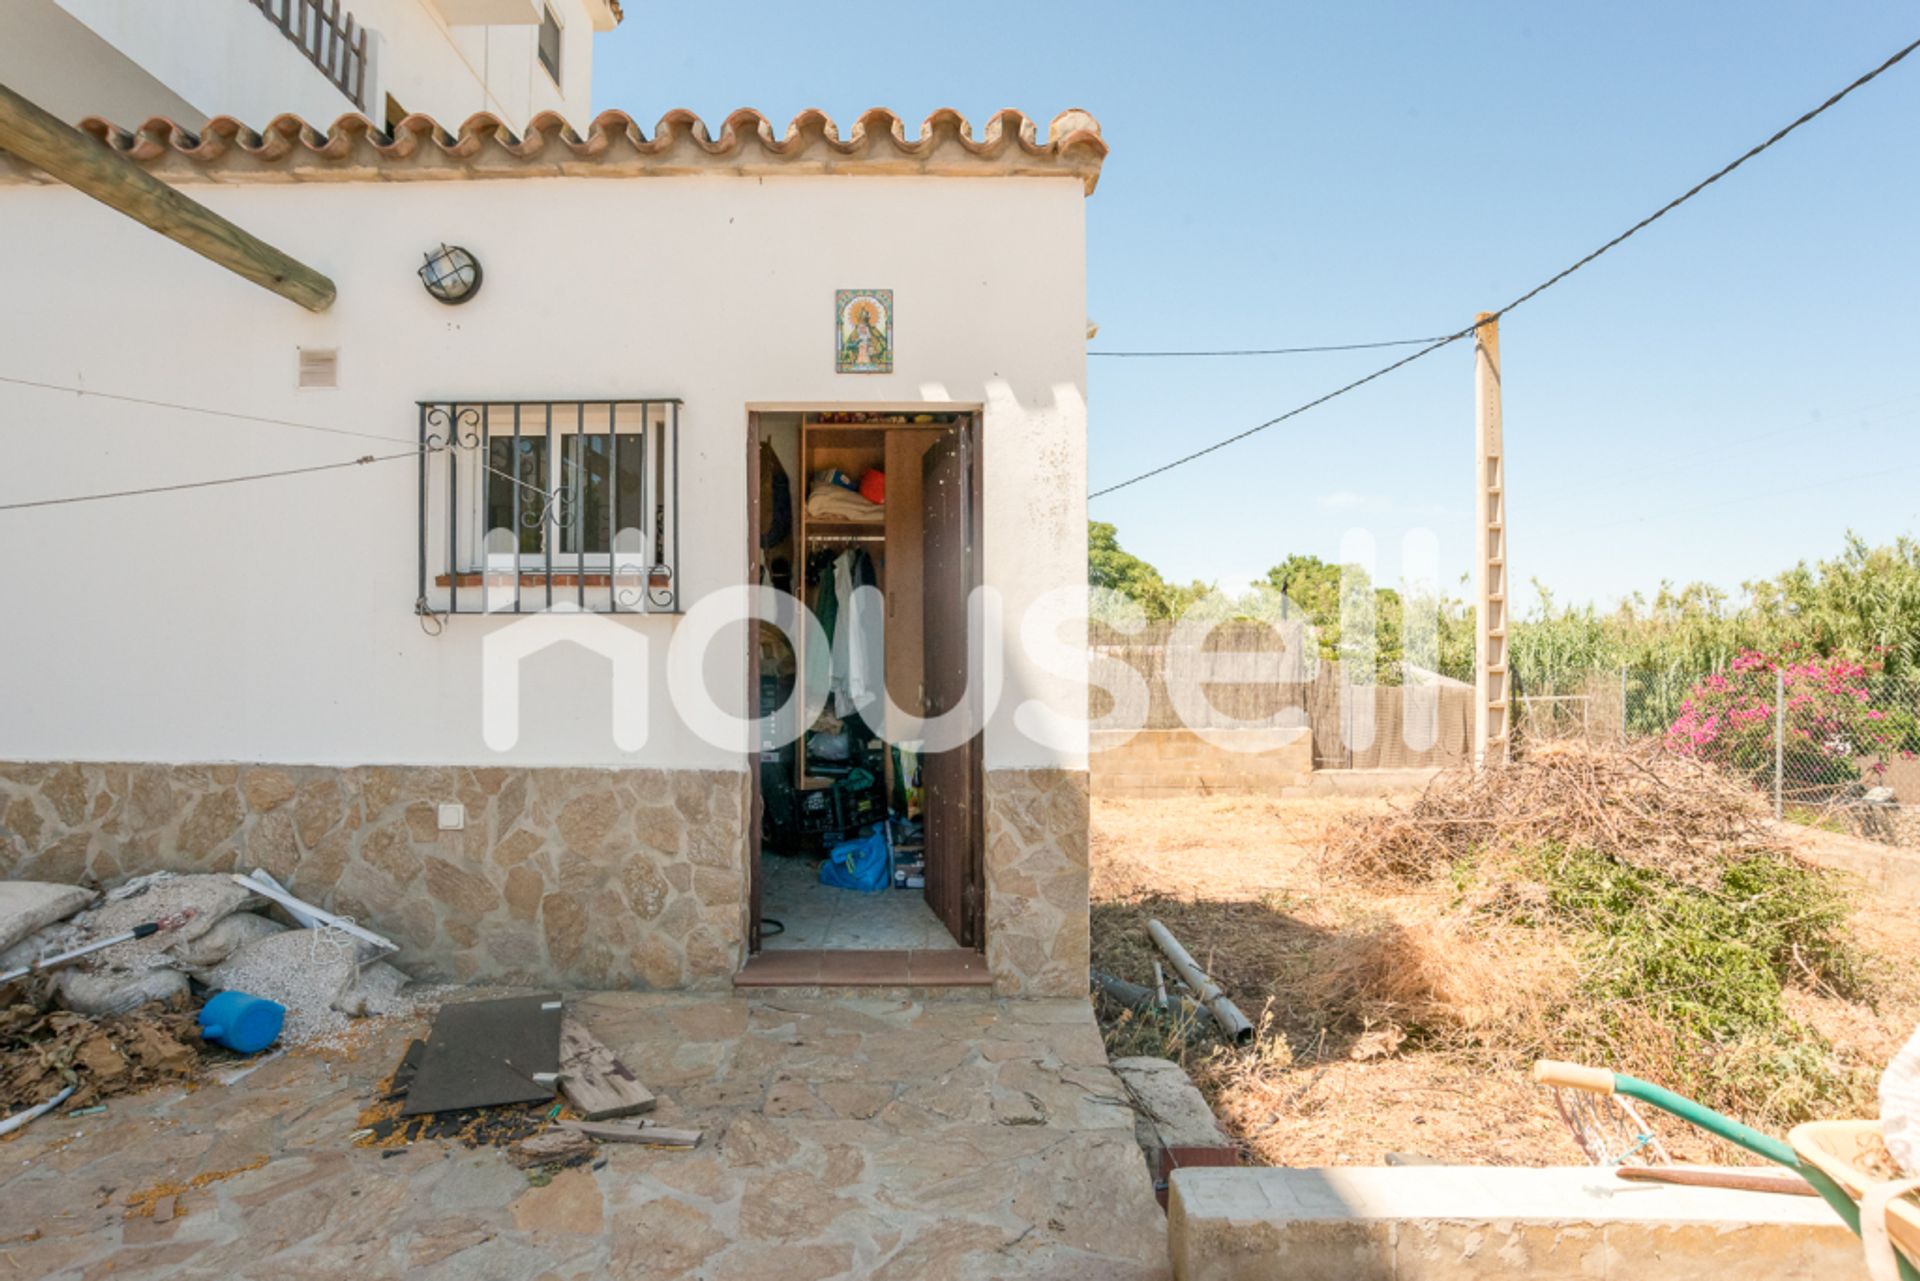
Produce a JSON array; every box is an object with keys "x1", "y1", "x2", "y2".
[{"x1": 0, "y1": 107, "x2": 1107, "y2": 194}]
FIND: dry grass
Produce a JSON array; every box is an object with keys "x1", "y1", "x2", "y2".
[{"x1": 1090, "y1": 755, "x2": 1920, "y2": 1169}]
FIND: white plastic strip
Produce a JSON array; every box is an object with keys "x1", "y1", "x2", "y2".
[{"x1": 233, "y1": 870, "x2": 398, "y2": 955}]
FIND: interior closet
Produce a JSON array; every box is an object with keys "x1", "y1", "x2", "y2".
[{"x1": 749, "y1": 411, "x2": 980, "y2": 955}]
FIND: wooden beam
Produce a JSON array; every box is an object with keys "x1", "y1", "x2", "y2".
[{"x1": 0, "y1": 81, "x2": 335, "y2": 312}]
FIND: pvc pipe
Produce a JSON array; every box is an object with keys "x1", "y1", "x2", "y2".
[
  {"x1": 1089, "y1": 969, "x2": 1216, "y2": 1031},
  {"x1": 0, "y1": 1085, "x2": 74, "y2": 1137},
  {"x1": 1146, "y1": 918, "x2": 1254, "y2": 1045}
]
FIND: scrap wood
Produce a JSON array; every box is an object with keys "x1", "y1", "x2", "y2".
[
  {"x1": 508, "y1": 1128, "x2": 595, "y2": 1170},
  {"x1": 558, "y1": 1118, "x2": 700, "y2": 1148},
  {"x1": 0, "y1": 1000, "x2": 203, "y2": 1111},
  {"x1": 557, "y1": 1017, "x2": 655, "y2": 1120}
]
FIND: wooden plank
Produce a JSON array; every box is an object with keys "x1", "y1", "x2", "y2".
[
  {"x1": 0, "y1": 80, "x2": 336, "y2": 312},
  {"x1": 557, "y1": 1016, "x2": 656, "y2": 1120},
  {"x1": 559, "y1": 1119, "x2": 701, "y2": 1148}
]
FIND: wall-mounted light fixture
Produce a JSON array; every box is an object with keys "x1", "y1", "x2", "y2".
[{"x1": 418, "y1": 244, "x2": 482, "y2": 305}]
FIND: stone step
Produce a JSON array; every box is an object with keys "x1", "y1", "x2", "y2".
[{"x1": 1168, "y1": 1165, "x2": 1860, "y2": 1280}]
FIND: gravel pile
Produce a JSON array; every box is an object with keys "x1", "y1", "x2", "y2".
[{"x1": 0, "y1": 872, "x2": 415, "y2": 1044}]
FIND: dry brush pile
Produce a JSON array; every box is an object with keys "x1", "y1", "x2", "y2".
[
  {"x1": 1322, "y1": 741, "x2": 1780, "y2": 888},
  {"x1": 1308, "y1": 741, "x2": 1898, "y2": 1135}
]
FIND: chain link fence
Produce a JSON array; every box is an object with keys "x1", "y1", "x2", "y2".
[{"x1": 1516, "y1": 661, "x2": 1920, "y2": 850}]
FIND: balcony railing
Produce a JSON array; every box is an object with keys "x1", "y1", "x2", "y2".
[{"x1": 248, "y1": 0, "x2": 369, "y2": 110}]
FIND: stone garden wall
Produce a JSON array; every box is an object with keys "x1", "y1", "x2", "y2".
[
  {"x1": 0, "y1": 761, "x2": 1090, "y2": 995},
  {"x1": 0, "y1": 761, "x2": 749, "y2": 989}
]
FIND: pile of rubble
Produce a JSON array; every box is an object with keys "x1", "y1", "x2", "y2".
[{"x1": 0, "y1": 871, "x2": 417, "y2": 1110}]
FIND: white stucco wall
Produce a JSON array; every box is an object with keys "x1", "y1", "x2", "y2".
[
  {"x1": 0, "y1": 175, "x2": 1089, "y2": 774},
  {"x1": 3, "y1": 0, "x2": 598, "y2": 129}
]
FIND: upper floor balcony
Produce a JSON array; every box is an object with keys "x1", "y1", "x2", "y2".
[{"x1": 246, "y1": 0, "x2": 368, "y2": 111}]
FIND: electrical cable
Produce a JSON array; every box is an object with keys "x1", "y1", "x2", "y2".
[
  {"x1": 0, "y1": 375, "x2": 588, "y2": 511},
  {"x1": 1089, "y1": 32, "x2": 1920, "y2": 500},
  {"x1": 0, "y1": 373, "x2": 418, "y2": 447},
  {"x1": 1090, "y1": 336, "x2": 1448, "y2": 358},
  {"x1": 0, "y1": 450, "x2": 419, "y2": 512}
]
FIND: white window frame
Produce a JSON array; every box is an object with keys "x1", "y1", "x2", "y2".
[{"x1": 536, "y1": 4, "x2": 563, "y2": 86}]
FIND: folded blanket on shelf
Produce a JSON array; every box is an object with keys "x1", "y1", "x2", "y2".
[{"x1": 806, "y1": 484, "x2": 883, "y2": 522}]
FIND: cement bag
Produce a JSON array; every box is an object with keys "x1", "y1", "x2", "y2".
[
  {"x1": 56, "y1": 965, "x2": 189, "y2": 1016},
  {"x1": 1883, "y1": 1022, "x2": 1920, "y2": 1177},
  {"x1": 170, "y1": 912, "x2": 286, "y2": 970},
  {"x1": 0, "y1": 882, "x2": 95, "y2": 952},
  {"x1": 820, "y1": 830, "x2": 889, "y2": 894}
]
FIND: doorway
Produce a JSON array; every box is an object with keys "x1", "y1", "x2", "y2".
[{"x1": 744, "y1": 410, "x2": 984, "y2": 967}]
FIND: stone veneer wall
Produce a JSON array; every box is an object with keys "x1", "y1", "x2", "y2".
[
  {"x1": 983, "y1": 769, "x2": 1090, "y2": 997},
  {"x1": 0, "y1": 762, "x2": 748, "y2": 989}
]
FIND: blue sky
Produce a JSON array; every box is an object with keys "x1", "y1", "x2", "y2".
[{"x1": 593, "y1": 4, "x2": 1920, "y2": 612}]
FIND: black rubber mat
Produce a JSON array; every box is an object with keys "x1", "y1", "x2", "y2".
[{"x1": 400, "y1": 992, "x2": 565, "y2": 1116}]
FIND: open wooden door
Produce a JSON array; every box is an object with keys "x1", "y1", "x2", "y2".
[
  {"x1": 745, "y1": 422, "x2": 765, "y2": 953},
  {"x1": 919, "y1": 425, "x2": 983, "y2": 948}
]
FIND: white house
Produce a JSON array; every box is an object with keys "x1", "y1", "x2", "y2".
[
  {"x1": 0, "y1": 29, "x2": 1106, "y2": 994},
  {"x1": 3, "y1": 0, "x2": 618, "y2": 130}
]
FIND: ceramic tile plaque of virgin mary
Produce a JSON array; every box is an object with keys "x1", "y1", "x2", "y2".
[{"x1": 835, "y1": 289, "x2": 893, "y2": 374}]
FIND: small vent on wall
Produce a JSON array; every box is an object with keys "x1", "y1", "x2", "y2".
[{"x1": 297, "y1": 347, "x2": 339, "y2": 389}]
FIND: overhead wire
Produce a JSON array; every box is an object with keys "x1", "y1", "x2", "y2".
[
  {"x1": 1089, "y1": 32, "x2": 1920, "y2": 500},
  {"x1": 5, "y1": 36, "x2": 1917, "y2": 513},
  {"x1": 0, "y1": 450, "x2": 418, "y2": 512},
  {"x1": 0, "y1": 373, "x2": 417, "y2": 447},
  {"x1": 0, "y1": 375, "x2": 580, "y2": 511},
  {"x1": 1089, "y1": 336, "x2": 1448, "y2": 358}
]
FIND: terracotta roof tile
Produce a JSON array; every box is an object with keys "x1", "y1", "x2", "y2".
[{"x1": 0, "y1": 107, "x2": 1106, "y2": 193}]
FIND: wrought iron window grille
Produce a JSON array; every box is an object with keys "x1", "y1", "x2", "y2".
[{"x1": 417, "y1": 399, "x2": 682, "y2": 618}]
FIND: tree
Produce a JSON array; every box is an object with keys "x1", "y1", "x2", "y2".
[
  {"x1": 1262, "y1": 555, "x2": 1399, "y2": 679},
  {"x1": 1087, "y1": 521, "x2": 1204, "y2": 620},
  {"x1": 1746, "y1": 535, "x2": 1920, "y2": 676}
]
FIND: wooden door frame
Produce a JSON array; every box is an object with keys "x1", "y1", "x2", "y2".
[
  {"x1": 742, "y1": 405, "x2": 984, "y2": 956},
  {"x1": 745, "y1": 414, "x2": 765, "y2": 953}
]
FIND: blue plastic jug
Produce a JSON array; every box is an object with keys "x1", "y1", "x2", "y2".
[{"x1": 198, "y1": 991, "x2": 286, "y2": 1054}]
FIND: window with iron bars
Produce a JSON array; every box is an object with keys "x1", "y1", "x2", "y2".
[{"x1": 417, "y1": 400, "x2": 680, "y2": 617}]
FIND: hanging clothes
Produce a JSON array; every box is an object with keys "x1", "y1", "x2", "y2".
[
  {"x1": 844, "y1": 552, "x2": 883, "y2": 715},
  {"x1": 806, "y1": 554, "x2": 839, "y2": 709},
  {"x1": 828, "y1": 549, "x2": 883, "y2": 717}
]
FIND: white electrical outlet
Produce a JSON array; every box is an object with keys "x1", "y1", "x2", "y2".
[{"x1": 437, "y1": 802, "x2": 466, "y2": 831}]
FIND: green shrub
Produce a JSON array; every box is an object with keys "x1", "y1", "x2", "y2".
[{"x1": 1508, "y1": 844, "x2": 1868, "y2": 1124}]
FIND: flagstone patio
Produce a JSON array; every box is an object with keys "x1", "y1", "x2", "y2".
[{"x1": 0, "y1": 991, "x2": 1170, "y2": 1279}]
